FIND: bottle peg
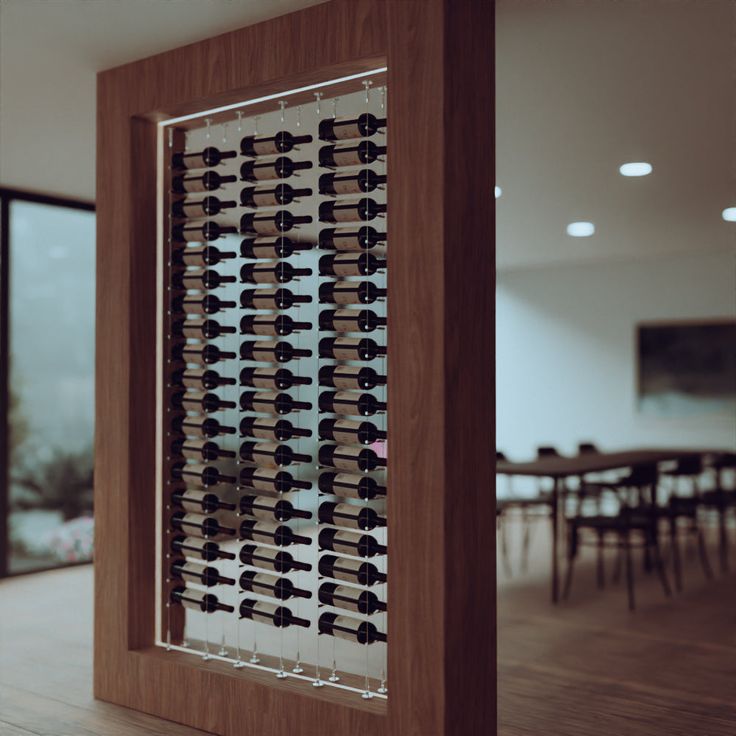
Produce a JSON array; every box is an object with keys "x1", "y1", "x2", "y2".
[
  {"x1": 363, "y1": 79, "x2": 373, "y2": 104},
  {"x1": 167, "y1": 127, "x2": 174, "y2": 149},
  {"x1": 279, "y1": 100, "x2": 288, "y2": 124},
  {"x1": 205, "y1": 117, "x2": 212, "y2": 139},
  {"x1": 314, "y1": 92, "x2": 322, "y2": 115},
  {"x1": 236, "y1": 111, "x2": 243, "y2": 133},
  {"x1": 296, "y1": 105, "x2": 302, "y2": 128}
]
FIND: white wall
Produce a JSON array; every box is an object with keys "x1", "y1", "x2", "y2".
[{"x1": 496, "y1": 250, "x2": 736, "y2": 461}]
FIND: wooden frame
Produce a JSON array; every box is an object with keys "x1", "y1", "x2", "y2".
[{"x1": 94, "y1": 1, "x2": 495, "y2": 734}]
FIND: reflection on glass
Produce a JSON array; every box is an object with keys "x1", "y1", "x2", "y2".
[{"x1": 8, "y1": 200, "x2": 95, "y2": 572}]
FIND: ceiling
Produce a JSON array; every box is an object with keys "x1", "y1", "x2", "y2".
[{"x1": 0, "y1": 0, "x2": 734, "y2": 270}]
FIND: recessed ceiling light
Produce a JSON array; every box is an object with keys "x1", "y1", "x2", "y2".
[
  {"x1": 722, "y1": 207, "x2": 736, "y2": 222},
  {"x1": 619, "y1": 162, "x2": 653, "y2": 177},
  {"x1": 567, "y1": 221, "x2": 595, "y2": 237},
  {"x1": 494, "y1": 186, "x2": 502, "y2": 199}
]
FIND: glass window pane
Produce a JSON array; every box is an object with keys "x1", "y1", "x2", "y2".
[{"x1": 7, "y1": 200, "x2": 95, "y2": 573}]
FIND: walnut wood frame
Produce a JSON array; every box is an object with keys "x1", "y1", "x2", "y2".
[{"x1": 94, "y1": 1, "x2": 495, "y2": 735}]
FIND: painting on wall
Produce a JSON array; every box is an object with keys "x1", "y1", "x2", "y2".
[{"x1": 637, "y1": 320, "x2": 736, "y2": 417}]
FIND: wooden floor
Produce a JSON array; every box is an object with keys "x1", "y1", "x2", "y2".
[{"x1": 1, "y1": 523, "x2": 735, "y2": 735}]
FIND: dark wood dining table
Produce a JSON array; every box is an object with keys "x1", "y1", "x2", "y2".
[{"x1": 495, "y1": 448, "x2": 720, "y2": 603}]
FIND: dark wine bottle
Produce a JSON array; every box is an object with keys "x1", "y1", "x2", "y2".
[
  {"x1": 240, "y1": 183, "x2": 312, "y2": 208},
  {"x1": 240, "y1": 236, "x2": 312, "y2": 260},
  {"x1": 318, "y1": 114, "x2": 386, "y2": 142},
  {"x1": 240, "y1": 157, "x2": 312, "y2": 182},
  {"x1": 239, "y1": 466, "x2": 311, "y2": 493},
  {"x1": 170, "y1": 558, "x2": 236, "y2": 587},
  {"x1": 319, "y1": 170, "x2": 386, "y2": 196},
  {"x1": 172, "y1": 146, "x2": 237, "y2": 170},
  {"x1": 170, "y1": 438, "x2": 236, "y2": 463},
  {"x1": 239, "y1": 543, "x2": 312, "y2": 573},
  {"x1": 239, "y1": 442, "x2": 312, "y2": 469},
  {"x1": 171, "y1": 488, "x2": 236, "y2": 513},
  {"x1": 171, "y1": 268, "x2": 236, "y2": 290},
  {"x1": 171, "y1": 318, "x2": 236, "y2": 340},
  {"x1": 239, "y1": 494, "x2": 312, "y2": 522},
  {"x1": 318, "y1": 554, "x2": 386, "y2": 586},
  {"x1": 172, "y1": 221, "x2": 237, "y2": 243},
  {"x1": 319, "y1": 390, "x2": 386, "y2": 417},
  {"x1": 240, "y1": 261, "x2": 312, "y2": 284},
  {"x1": 171, "y1": 414, "x2": 236, "y2": 439},
  {"x1": 172, "y1": 171, "x2": 237, "y2": 194},
  {"x1": 318, "y1": 226, "x2": 385, "y2": 251},
  {"x1": 171, "y1": 462, "x2": 236, "y2": 487},
  {"x1": 319, "y1": 253, "x2": 386, "y2": 277},
  {"x1": 172, "y1": 344, "x2": 236, "y2": 366},
  {"x1": 240, "y1": 416, "x2": 311, "y2": 442},
  {"x1": 240, "y1": 287, "x2": 311, "y2": 310},
  {"x1": 239, "y1": 367, "x2": 311, "y2": 391},
  {"x1": 318, "y1": 612, "x2": 386, "y2": 644},
  {"x1": 170, "y1": 586, "x2": 234, "y2": 613},
  {"x1": 170, "y1": 511, "x2": 236, "y2": 538},
  {"x1": 318, "y1": 471, "x2": 387, "y2": 501},
  {"x1": 319, "y1": 365, "x2": 386, "y2": 390},
  {"x1": 172, "y1": 245, "x2": 236, "y2": 268},
  {"x1": 172, "y1": 294, "x2": 236, "y2": 315},
  {"x1": 319, "y1": 528, "x2": 387, "y2": 557},
  {"x1": 240, "y1": 340, "x2": 311, "y2": 364},
  {"x1": 318, "y1": 338, "x2": 386, "y2": 362},
  {"x1": 318, "y1": 418, "x2": 386, "y2": 445},
  {"x1": 239, "y1": 519, "x2": 311, "y2": 547},
  {"x1": 240, "y1": 314, "x2": 311, "y2": 337},
  {"x1": 240, "y1": 211, "x2": 312, "y2": 236},
  {"x1": 171, "y1": 196, "x2": 237, "y2": 219},
  {"x1": 239, "y1": 390, "x2": 311, "y2": 415},
  {"x1": 240, "y1": 570, "x2": 312, "y2": 600},
  {"x1": 170, "y1": 534, "x2": 236, "y2": 561},
  {"x1": 319, "y1": 309, "x2": 386, "y2": 333},
  {"x1": 172, "y1": 368, "x2": 236, "y2": 391},
  {"x1": 239, "y1": 598, "x2": 310, "y2": 628},
  {"x1": 240, "y1": 131, "x2": 313, "y2": 157},
  {"x1": 319, "y1": 141, "x2": 386, "y2": 168},
  {"x1": 318, "y1": 280, "x2": 386, "y2": 305},
  {"x1": 319, "y1": 582, "x2": 386, "y2": 615},
  {"x1": 318, "y1": 445, "x2": 386, "y2": 473},
  {"x1": 318, "y1": 500, "x2": 385, "y2": 530},
  {"x1": 318, "y1": 198, "x2": 386, "y2": 224},
  {"x1": 171, "y1": 390, "x2": 236, "y2": 413}
]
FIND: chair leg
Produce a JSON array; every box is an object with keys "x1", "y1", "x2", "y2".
[
  {"x1": 498, "y1": 514, "x2": 512, "y2": 578},
  {"x1": 651, "y1": 532, "x2": 672, "y2": 598},
  {"x1": 695, "y1": 521, "x2": 714, "y2": 580},
  {"x1": 669, "y1": 515, "x2": 683, "y2": 592},
  {"x1": 562, "y1": 525, "x2": 577, "y2": 600},
  {"x1": 596, "y1": 530, "x2": 605, "y2": 589},
  {"x1": 624, "y1": 531, "x2": 635, "y2": 612},
  {"x1": 520, "y1": 507, "x2": 530, "y2": 573}
]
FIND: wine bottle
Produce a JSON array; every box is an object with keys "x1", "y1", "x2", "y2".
[
  {"x1": 318, "y1": 500, "x2": 386, "y2": 530},
  {"x1": 171, "y1": 268, "x2": 236, "y2": 290},
  {"x1": 171, "y1": 414, "x2": 236, "y2": 439},
  {"x1": 318, "y1": 390, "x2": 386, "y2": 417},
  {"x1": 319, "y1": 309, "x2": 386, "y2": 333},
  {"x1": 170, "y1": 511, "x2": 236, "y2": 537},
  {"x1": 239, "y1": 599, "x2": 310, "y2": 629},
  {"x1": 239, "y1": 494, "x2": 312, "y2": 522},
  {"x1": 319, "y1": 141, "x2": 386, "y2": 168},
  {"x1": 319, "y1": 528, "x2": 386, "y2": 557},
  {"x1": 172, "y1": 171, "x2": 237, "y2": 194},
  {"x1": 318, "y1": 198, "x2": 386, "y2": 224},
  {"x1": 318, "y1": 338, "x2": 386, "y2": 362},
  {"x1": 171, "y1": 534, "x2": 236, "y2": 561},
  {"x1": 318, "y1": 418, "x2": 386, "y2": 445},
  {"x1": 319, "y1": 170, "x2": 386, "y2": 196},
  {"x1": 239, "y1": 390, "x2": 311, "y2": 415},
  {"x1": 239, "y1": 466, "x2": 311, "y2": 493},
  {"x1": 172, "y1": 368, "x2": 236, "y2": 391},
  {"x1": 239, "y1": 367, "x2": 311, "y2": 391},
  {"x1": 319, "y1": 253, "x2": 386, "y2": 277},
  {"x1": 240, "y1": 236, "x2": 312, "y2": 260},
  {"x1": 240, "y1": 416, "x2": 311, "y2": 442},
  {"x1": 239, "y1": 442, "x2": 312, "y2": 469},
  {"x1": 318, "y1": 114, "x2": 386, "y2": 142},
  {"x1": 172, "y1": 146, "x2": 237, "y2": 170},
  {"x1": 170, "y1": 586, "x2": 234, "y2": 613},
  {"x1": 171, "y1": 196, "x2": 237, "y2": 219},
  {"x1": 171, "y1": 488, "x2": 236, "y2": 513},
  {"x1": 171, "y1": 318, "x2": 236, "y2": 340},
  {"x1": 318, "y1": 612, "x2": 386, "y2": 644},
  {"x1": 170, "y1": 558, "x2": 236, "y2": 587},
  {"x1": 172, "y1": 221, "x2": 237, "y2": 243},
  {"x1": 318, "y1": 554, "x2": 386, "y2": 586},
  {"x1": 319, "y1": 365, "x2": 386, "y2": 390},
  {"x1": 171, "y1": 462, "x2": 236, "y2": 487},
  {"x1": 240, "y1": 340, "x2": 311, "y2": 364},
  {"x1": 319, "y1": 582, "x2": 386, "y2": 615},
  {"x1": 171, "y1": 344, "x2": 236, "y2": 366},
  {"x1": 172, "y1": 245, "x2": 236, "y2": 267},
  {"x1": 318, "y1": 443, "x2": 386, "y2": 472},
  {"x1": 171, "y1": 390, "x2": 236, "y2": 414},
  {"x1": 240, "y1": 261, "x2": 311, "y2": 284},
  {"x1": 240, "y1": 183, "x2": 311, "y2": 208},
  {"x1": 172, "y1": 294, "x2": 236, "y2": 315},
  {"x1": 319, "y1": 280, "x2": 386, "y2": 305},
  {"x1": 240, "y1": 131, "x2": 313, "y2": 157},
  {"x1": 170, "y1": 438, "x2": 236, "y2": 463},
  {"x1": 239, "y1": 543, "x2": 312, "y2": 573},
  {"x1": 240, "y1": 211, "x2": 312, "y2": 236},
  {"x1": 240, "y1": 157, "x2": 312, "y2": 182},
  {"x1": 239, "y1": 571, "x2": 312, "y2": 600},
  {"x1": 318, "y1": 471, "x2": 386, "y2": 501},
  {"x1": 240, "y1": 315, "x2": 311, "y2": 337},
  {"x1": 239, "y1": 287, "x2": 310, "y2": 310},
  {"x1": 318, "y1": 226, "x2": 385, "y2": 252},
  {"x1": 239, "y1": 520, "x2": 311, "y2": 547}
]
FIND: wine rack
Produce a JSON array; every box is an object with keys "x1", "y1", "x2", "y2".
[{"x1": 160, "y1": 80, "x2": 388, "y2": 698}]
